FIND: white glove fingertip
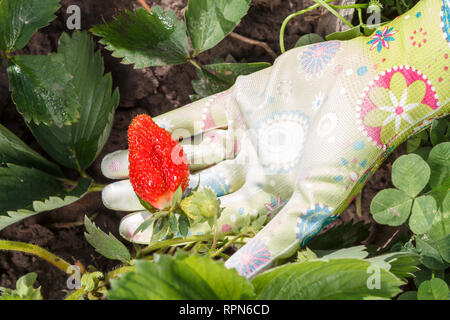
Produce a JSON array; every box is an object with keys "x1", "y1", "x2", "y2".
[
  {"x1": 119, "y1": 211, "x2": 153, "y2": 244},
  {"x1": 102, "y1": 180, "x2": 144, "y2": 211},
  {"x1": 101, "y1": 150, "x2": 129, "y2": 179}
]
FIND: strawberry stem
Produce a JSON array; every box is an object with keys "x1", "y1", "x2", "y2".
[
  {"x1": 312, "y1": 0, "x2": 354, "y2": 29},
  {"x1": 0, "y1": 240, "x2": 74, "y2": 274},
  {"x1": 88, "y1": 183, "x2": 107, "y2": 193},
  {"x1": 105, "y1": 265, "x2": 135, "y2": 281},
  {"x1": 279, "y1": 0, "x2": 336, "y2": 53},
  {"x1": 65, "y1": 288, "x2": 85, "y2": 300},
  {"x1": 188, "y1": 58, "x2": 203, "y2": 70},
  {"x1": 209, "y1": 231, "x2": 254, "y2": 259},
  {"x1": 279, "y1": 1, "x2": 369, "y2": 53},
  {"x1": 356, "y1": 192, "x2": 363, "y2": 218},
  {"x1": 140, "y1": 234, "x2": 218, "y2": 255}
]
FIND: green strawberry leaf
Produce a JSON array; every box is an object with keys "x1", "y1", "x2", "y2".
[
  {"x1": 427, "y1": 142, "x2": 450, "y2": 190},
  {"x1": 409, "y1": 195, "x2": 437, "y2": 234},
  {"x1": 7, "y1": 54, "x2": 81, "y2": 127},
  {"x1": 26, "y1": 31, "x2": 119, "y2": 171},
  {"x1": 294, "y1": 33, "x2": 324, "y2": 48},
  {"x1": 0, "y1": 272, "x2": 42, "y2": 300},
  {"x1": 185, "y1": 0, "x2": 251, "y2": 54},
  {"x1": 169, "y1": 213, "x2": 178, "y2": 235},
  {"x1": 178, "y1": 214, "x2": 190, "y2": 237},
  {"x1": 370, "y1": 188, "x2": 413, "y2": 226},
  {"x1": 417, "y1": 278, "x2": 449, "y2": 300},
  {"x1": 313, "y1": 245, "x2": 419, "y2": 281},
  {"x1": 192, "y1": 62, "x2": 270, "y2": 99},
  {"x1": 0, "y1": 166, "x2": 91, "y2": 231},
  {"x1": 392, "y1": 154, "x2": 430, "y2": 198},
  {"x1": 91, "y1": 7, "x2": 190, "y2": 68},
  {"x1": 252, "y1": 259, "x2": 403, "y2": 299},
  {"x1": 133, "y1": 216, "x2": 155, "y2": 238},
  {"x1": 315, "y1": 245, "x2": 369, "y2": 260},
  {"x1": 0, "y1": 0, "x2": 60, "y2": 52},
  {"x1": 171, "y1": 185, "x2": 183, "y2": 208},
  {"x1": 0, "y1": 124, "x2": 62, "y2": 177},
  {"x1": 107, "y1": 255, "x2": 255, "y2": 300},
  {"x1": 204, "y1": 62, "x2": 271, "y2": 85},
  {"x1": 150, "y1": 215, "x2": 170, "y2": 245},
  {"x1": 84, "y1": 216, "x2": 131, "y2": 264},
  {"x1": 368, "y1": 252, "x2": 421, "y2": 281},
  {"x1": 137, "y1": 195, "x2": 158, "y2": 213}
]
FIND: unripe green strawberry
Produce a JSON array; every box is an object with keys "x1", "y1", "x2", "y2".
[
  {"x1": 179, "y1": 196, "x2": 199, "y2": 219},
  {"x1": 180, "y1": 189, "x2": 220, "y2": 219}
]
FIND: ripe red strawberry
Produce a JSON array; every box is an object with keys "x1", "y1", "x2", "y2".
[{"x1": 128, "y1": 114, "x2": 190, "y2": 210}]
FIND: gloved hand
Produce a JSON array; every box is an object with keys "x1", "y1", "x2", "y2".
[{"x1": 101, "y1": 0, "x2": 449, "y2": 278}]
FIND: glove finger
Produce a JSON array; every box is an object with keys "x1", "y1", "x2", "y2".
[
  {"x1": 102, "y1": 179, "x2": 145, "y2": 211},
  {"x1": 189, "y1": 157, "x2": 247, "y2": 197},
  {"x1": 182, "y1": 129, "x2": 240, "y2": 172},
  {"x1": 115, "y1": 159, "x2": 251, "y2": 243},
  {"x1": 101, "y1": 128, "x2": 238, "y2": 179},
  {"x1": 118, "y1": 211, "x2": 153, "y2": 244},
  {"x1": 102, "y1": 156, "x2": 247, "y2": 212},
  {"x1": 153, "y1": 89, "x2": 230, "y2": 139},
  {"x1": 101, "y1": 150, "x2": 129, "y2": 180},
  {"x1": 118, "y1": 180, "x2": 290, "y2": 244}
]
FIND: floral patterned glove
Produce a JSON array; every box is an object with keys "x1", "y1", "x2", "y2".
[{"x1": 101, "y1": 0, "x2": 449, "y2": 278}]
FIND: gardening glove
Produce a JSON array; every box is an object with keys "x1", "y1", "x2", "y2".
[{"x1": 101, "y1": 0, "x2": 449, "y2": 278}]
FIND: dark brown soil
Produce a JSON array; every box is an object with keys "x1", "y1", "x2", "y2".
[{"x1": 0, "y1": 0, "x2": 402, "y2": 299}]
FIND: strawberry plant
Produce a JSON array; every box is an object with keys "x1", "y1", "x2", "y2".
[
  {"x1": 90, "y1": 0, "x2": 271, "y2": 100},
  {"x1": 0, "y1": 0, "x2": 448, "y2": 302},
  {"x1": 0, "y1": 0, "x2": 118, "y2": 231}
]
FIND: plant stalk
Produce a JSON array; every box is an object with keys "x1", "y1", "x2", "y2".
[
  {"x1": 0, "y1": 240, "x2": 73, "y2": 274},
  {"x1": 356, "y1": 192, "x2": 363, "y2": 218},
  {"x1": 279, "y1": 0, "x2": 336, "y2": 53},
  {"x1": 357, "y1": 8, "x2": 364, "y2": 26},
  {"x1": 106, "y1": 265, "x2": 135, "y2": 281},
  {"x1": 311, "y1": 0, "x2": 354, "y2": 29},
  {"x1": 188, "y1": 58, "x2": 203, "y2": 71},
  {"x1": 209, "y1": 231, "x2": 251, "y2": 258},
  {"x1": 88, "y1": 183, "x2": 107, "y2": 193},
  {"x1": 141, "y1": 234, "x2": 215, "y2": 255},
  {"x1": 279, "y1": 0, "x2": 367, "y2": 53},
  {"x1": 65, "y1": 288, "x2": 85, "y2": 300}
]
